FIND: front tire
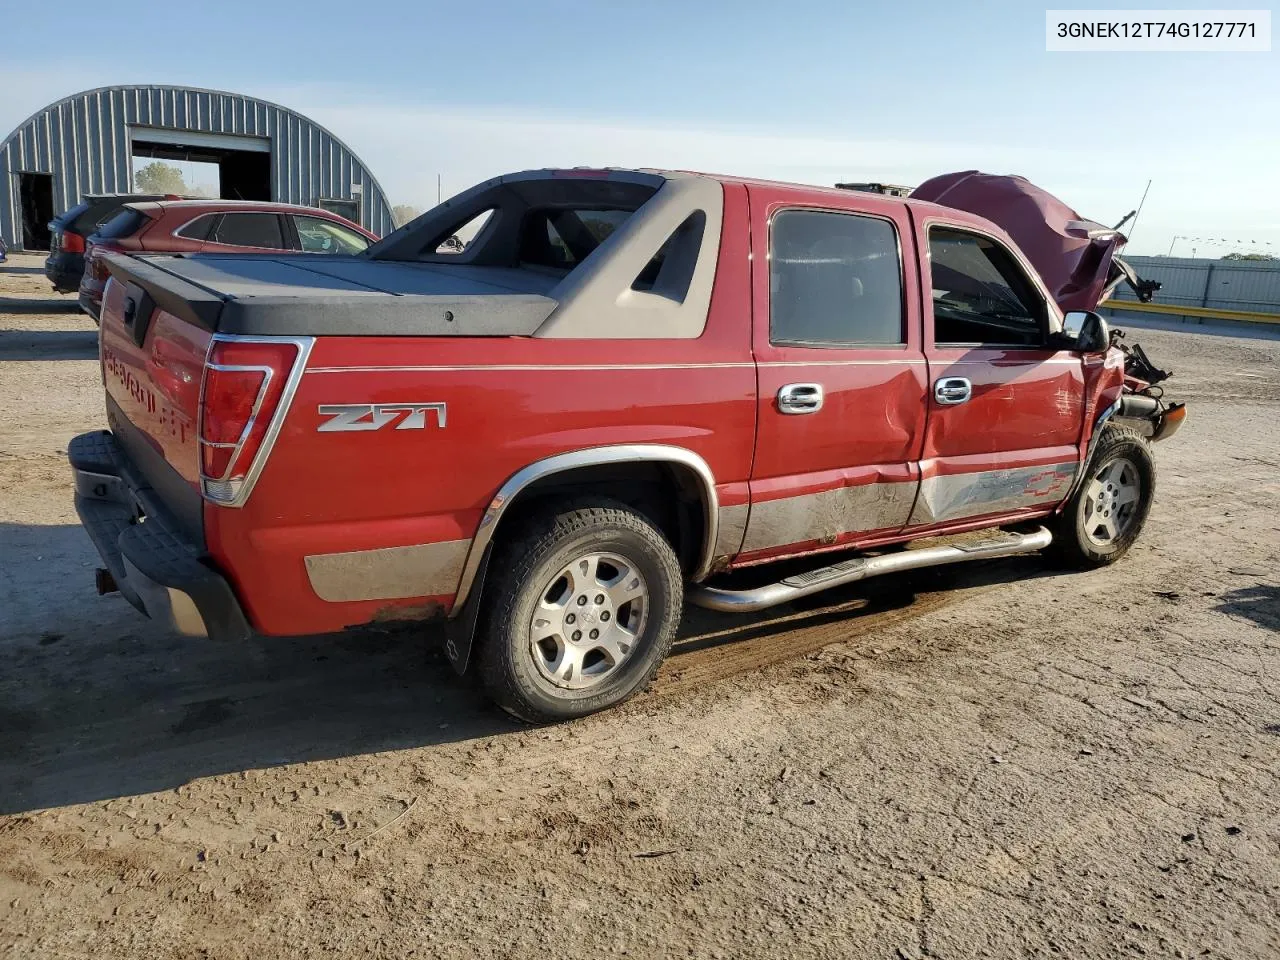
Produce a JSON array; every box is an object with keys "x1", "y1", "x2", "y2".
[
  {"x1": 1049, "y1": 424, "x2": 1156, "y2": 568},
  {"x1": 476, "y1": 498, "x2": 683, "y2": 722}
]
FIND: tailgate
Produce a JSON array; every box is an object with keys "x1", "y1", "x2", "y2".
[{"x1": 98, "y1": 263, "x2": 215, "y2": 543}]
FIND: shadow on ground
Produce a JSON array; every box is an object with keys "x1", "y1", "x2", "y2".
[
  {"x1": 0, "y1": 518, "x2": 1070, "y2": 815},
  {"x1": 0, "y1": 329, "x2": 98, "y2": 360},
  {"x1": 1216, "y1": 582, "x2": 1280, "y2": 630},
  {"x1": 0, "y1": 296, "x2": 81, "y2": 315}
]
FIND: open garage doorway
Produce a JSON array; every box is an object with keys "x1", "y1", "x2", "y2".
[
  {"x1": 130, "y1": 127, "x2": 271, "y2": 202},
  {"x1": 17, "y1": 172, "x2": 53, "y2": 250}
]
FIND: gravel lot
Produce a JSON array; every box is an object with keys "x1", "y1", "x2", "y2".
[{"x1": 1, "y1": 252, "x2": 1277, "y2": 959}]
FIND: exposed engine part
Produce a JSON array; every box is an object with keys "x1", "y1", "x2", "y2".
[
  {"x1": 1111, "y1": 329, "x2": 1173, "y2": 387},
  {"x1": 1118, "y1": 394, "x2": 1161, "y2": 418},
  {"x1": 1123, "y1": 340, "x2": 1173, "y2": 386}
]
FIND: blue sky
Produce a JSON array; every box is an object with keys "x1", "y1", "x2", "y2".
[{"x1": 3, "y1": 0, "x2": 1277, "y2": 254}]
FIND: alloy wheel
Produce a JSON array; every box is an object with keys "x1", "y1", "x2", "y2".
[
  {"x1": 1083, "y1": 457, "x2": 1143, "y2": 546},
  {"x1": 528, "y1": 552, "x2": 649, "y2": 690}
]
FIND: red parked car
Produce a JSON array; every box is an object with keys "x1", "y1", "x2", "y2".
[
  {"x1": 45, "y1": 193, "x2": 182, "y2": 293},
  {"x1": 70, "y1": 168, "x2": 1184, "y2": 722},
  {"x1": 78, "y1": 200, "x2": 377, "y2": 319}
]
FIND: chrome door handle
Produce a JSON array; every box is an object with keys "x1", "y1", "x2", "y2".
[
  {"x1": 777, "y1": 382, "x2": 824, "y2": 414},
  {"x1": 934, "y1": 377, "x2": 972, "y2": 405}
]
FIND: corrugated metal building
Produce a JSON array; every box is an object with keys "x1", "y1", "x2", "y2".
[
  {"x1": 1107, "y1": 255, "x2": 1280, "y2": 315},
  {"x1": 1, "y1": 84, "x2": 394, "y2": 250}
]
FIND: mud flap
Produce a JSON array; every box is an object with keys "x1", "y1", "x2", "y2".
[{"x1": 442, "y1": 542, "x2": 493, "y2": 675}]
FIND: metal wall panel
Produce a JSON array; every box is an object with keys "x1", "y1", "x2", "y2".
[
  {"x1": 1, "y1": 84, "x2": 394, "y2": 249},
  {"x1": 1108, "y1": 255, "x2": 1280, "y2": 314}
]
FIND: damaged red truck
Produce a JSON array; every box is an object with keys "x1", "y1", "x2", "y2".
[{"x1": 70, "y1": 168, "x2": 1186, "y2": 721}]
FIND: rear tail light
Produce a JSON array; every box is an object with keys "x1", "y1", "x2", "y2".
[
  {"x1": 88, "y1": 241, "x2": 123, "y2": 282},
  {"x1": 61, "y1": 231, "x2": 85, "y2": 254},
  {"x1": 198, "y1": 337, "x2": 313, "y2": 505}
]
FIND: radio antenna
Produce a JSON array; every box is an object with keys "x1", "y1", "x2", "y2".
[{"x1": 1125, "y1": 179, "x2": 1153, "y2": 245}]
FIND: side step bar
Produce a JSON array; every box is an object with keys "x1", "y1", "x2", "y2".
[{"x1": 688, "y1": 527, "x2": 1053, "y2": 613}]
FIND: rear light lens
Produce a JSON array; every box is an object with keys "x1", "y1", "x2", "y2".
[
  {"x1": 88, "y1": 241, "x2": 123, "y2": 282},
  {"x1": 198, "y1": 338, "x2": 309, "y2": 505},
  {"x1": 61, "y1": 231, "x2": 85, "y2": 254}
]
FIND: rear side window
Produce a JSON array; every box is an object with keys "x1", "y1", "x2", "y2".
[
  {"x1": 209, "y1": 212, "x2": 286, "y2": 249},
  {"x1": 294, "y1": 216, "x2": 370, "y2": 254},
  {"x1": 95, "y1": 209, "x2": 151, "y2": 241},
  {"x1": 519, "y1": 208, "x2": 633, "y2": 270},
  {"x1": 631, "y1": 212, "x2": 706, "y2": 302},
  {"x1": 770, "y1": 209, "x2": 904, "y2": 346},
  {"x1": 175, "y1": 214, "x2": 215, "y2": 241}
]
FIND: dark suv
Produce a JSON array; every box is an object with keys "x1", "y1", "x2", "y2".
[{"x1": 44, "y1": 193, "x2": 177, "y2": 292}]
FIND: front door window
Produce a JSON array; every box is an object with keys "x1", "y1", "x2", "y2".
[{"x1": 928, "y1": 228, "x2": 1045, "y2": 347}]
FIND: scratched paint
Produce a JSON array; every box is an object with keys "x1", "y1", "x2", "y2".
[
  {"x1": 909, "y1": 462, "x2": 1075, "y2": 525},
  {"x1": 740, "y1": 480, "x2": 918, "y2": 553}
]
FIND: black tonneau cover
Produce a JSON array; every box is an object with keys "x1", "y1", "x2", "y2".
[{"x1": 104, "y1": 253, "x2": 559, "y2": 336}]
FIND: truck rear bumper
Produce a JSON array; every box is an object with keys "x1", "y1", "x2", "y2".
[{"x1": 68, "y1": 431, "x2": 252, "y2": 642}]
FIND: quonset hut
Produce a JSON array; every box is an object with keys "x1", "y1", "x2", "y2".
[{"x1": 0, "y1": 84, "x2": 394, "y2": 250}]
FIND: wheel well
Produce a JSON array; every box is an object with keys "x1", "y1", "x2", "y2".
[{"x1": 492, "y1": 461, "x2": 708, "y2": 575}]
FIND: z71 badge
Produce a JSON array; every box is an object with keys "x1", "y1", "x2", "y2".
[{"x1": 317, "y1": 403, "x2": 447, "y2": 432}]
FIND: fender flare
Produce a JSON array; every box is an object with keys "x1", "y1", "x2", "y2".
[
  {"x1": 1061, "y1": 397, "x2": 1122, "y2": 507},
  {"x1": 442, "y1": 444, "x2": 719, "y2": 674}
]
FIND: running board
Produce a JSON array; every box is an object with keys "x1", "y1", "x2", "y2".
[{"x1": 687, "y1": 527, "x2": 1053, "y2": 613}]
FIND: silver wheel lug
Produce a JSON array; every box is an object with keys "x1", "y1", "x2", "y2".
[
  {"x1": 572, "y1": 630, "x2": 582, "y2": 641},
  {"x1": 566, "y1": 613, "x2": 576, "y2": 624},
  {"x1": 600, "y1": 611, "x2": 610, "y2": 622},
  {"x1": 577, "y1": 596, "x2": 587, "y2": 606},
  {"x1": 595, "y1": 594, "x2": 605, "y2": 604},
  {"x1": 589, "y1": 629, "x2": 599, "y2": 640}
]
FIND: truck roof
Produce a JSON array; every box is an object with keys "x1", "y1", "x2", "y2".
[
  {"x1": 684, "y1": 170, "x2": 989, "y2": 220},
  {"x1": 531, "y1": 167, "x2": 1005, "y2": 233}
]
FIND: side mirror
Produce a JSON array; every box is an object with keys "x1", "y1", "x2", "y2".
[{"x1": 1064, "y1": 310, "x2": 1110, "y2": 354}]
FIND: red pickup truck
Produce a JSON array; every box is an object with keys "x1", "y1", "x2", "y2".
[{"x1": 69, "y1": 168, "x2": 1185, "y2": 721}]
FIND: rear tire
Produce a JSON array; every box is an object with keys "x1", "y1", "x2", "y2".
[
  {"x1": 475, "y1": 498, "x2": 683, "y2": 723},
  {"x1": 1048, "y1": 424, "x2": 1156, "y2": 569}
]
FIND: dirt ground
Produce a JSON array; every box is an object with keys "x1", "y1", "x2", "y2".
[{"x1": 1, "y1": 251, "x2": 1277, "y2": 959}]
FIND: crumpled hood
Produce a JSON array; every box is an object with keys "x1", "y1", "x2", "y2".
[{"x1": 911, "y1": 171, "x2": 1158, "y2": 313}]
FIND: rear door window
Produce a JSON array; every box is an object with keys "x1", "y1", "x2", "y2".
[
  {"x1": 209, "y1": 212, "x2": 286, "y2": 249},
  {"x1": 769, "y1": 209, "x2": 905, "y2": 346},
  {"x1": 293, "y1": 216, "x2": 370, "y2": 254}
]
